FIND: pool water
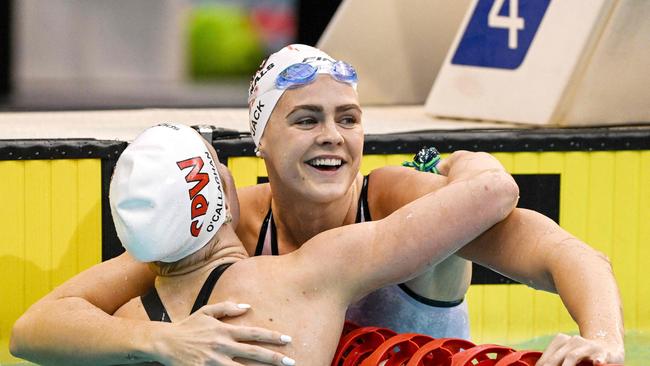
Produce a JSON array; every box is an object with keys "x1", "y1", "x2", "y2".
[{"x1": 509, "y1": 331, "x2": 649, "y2": 366}]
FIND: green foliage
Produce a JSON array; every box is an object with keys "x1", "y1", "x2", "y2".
[{"x1": 188, "y1": 5, "x2": 264, "y2": 79}]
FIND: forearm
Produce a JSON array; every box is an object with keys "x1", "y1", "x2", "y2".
[
  {"x1": 11, "y1": 297, "x2": 162, "y2": 365},
  {"x1": 460, "y1": 209, "x2": 624, "y2": 345},
  {"x1": 509, "y1": 216, "x2": 625, "y2": 344},
  {"x1": 548, "y1": 237, "x2": 624, "y2": 344},
  {"x1": 11, "y1": 254, "x2": 294, "y2": 366},
  {"x1": 368, "y1": 169, "x2": 519, "y2": 288}
]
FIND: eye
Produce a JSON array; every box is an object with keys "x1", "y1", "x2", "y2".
[
  {"x1": 294, "y1": 118, "x2": 318, "y2": 127},
  {"x1": 338, "y1": 116, "x2": 358, "y2": 127}
]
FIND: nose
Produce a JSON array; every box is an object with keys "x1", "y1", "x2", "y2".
[{"x1": 315, "y1": 119, "x2": 344, "y2": 146}]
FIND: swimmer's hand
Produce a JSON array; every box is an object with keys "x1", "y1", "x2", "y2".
[
  {"x1": 436, "y1": 151, "x2": 509, "y2": 180},
  {"x1": 536, "y1": 333, "x2": 624, "y2": 366},
  {"x1": 150, "y1": 301, "x2": 294, "y2": 366}
]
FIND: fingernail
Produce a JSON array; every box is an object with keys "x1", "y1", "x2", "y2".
[
  {"x1": 282, "y1": 356, "x2": 296, "y2": 366},
  {"x1": 280, "y1": 335, "x2": 292, "y2": 343},
  {"x1": 237, "y1": 303, "x2": 251, "y2": 309}
]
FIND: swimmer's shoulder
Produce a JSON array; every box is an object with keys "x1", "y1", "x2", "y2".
[
  {"x1": 219, "y1": 250, "x2": 318, "y2": 296},
  {"x1": 367, "y1": 166, "x2": 448, "y2": 219},
  {"x1": 236, "y1": 183, "x2": 272, "y2": 254}
]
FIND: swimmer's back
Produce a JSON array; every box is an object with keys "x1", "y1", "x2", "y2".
[{"x1": 210, "y1": 254, "x2": 347, "y2": 365}]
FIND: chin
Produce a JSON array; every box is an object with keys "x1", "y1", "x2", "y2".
[{"x1": 301, "y1": 183, "x2": 351, "y2": 204}]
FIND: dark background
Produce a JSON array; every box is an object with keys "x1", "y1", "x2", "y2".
[
  {"x1": 0, "y1": 0, "x2": 342, "y2": 111},
  {"x1": 0, "y1": 1, "x2": 12, "y2": 102}
]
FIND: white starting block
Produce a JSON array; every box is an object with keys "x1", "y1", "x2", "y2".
[
  {"x1": 425, "y1": 0, "x2": 650, "y2": 126},
  {"x1": 318, "y1": 0, "x2": 472, "y2": 105}
]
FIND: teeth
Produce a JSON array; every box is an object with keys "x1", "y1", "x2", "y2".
[{"x1": 309, "y1": 158, "x2": 342, "y2": 167}]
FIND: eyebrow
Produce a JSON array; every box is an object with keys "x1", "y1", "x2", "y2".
[
  {"x1": 336, "y1": 104, "x2": 362, "y2": 114},
  {"x1": 286, "y1": 104, "x2": 362, "y2": 118},
  {"x1": 286, "y1": 104, "x2": 323, "y2": 118}
]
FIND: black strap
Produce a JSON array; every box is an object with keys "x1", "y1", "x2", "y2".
[
  {"x1": 255, "y1": 208, "x2": 280, "y2": 256},
  {"x1": 190, "y1": 263, "x2": 233, "y2": 313},
  {"x1": 269, "y1": 213, "x2": 279, "y2": 255},
  {"x1": 141, "y1": 263, "x2": 233, "y2": 322},
  {"x1": 355, "y1": 175, "x2": 372, "y2": 223},
  {"x1": 258, "y1": 175, "x2": 372, "y2": 256},
  {"x1": 398, "y1": 283, "x2": 464, "y2": 308},
  {"x1": 254, "y1": 208, "x2": 273, "y2": 256},
  {"x1": 141, "y1": 287, "x2": 171, "y2": 323}
]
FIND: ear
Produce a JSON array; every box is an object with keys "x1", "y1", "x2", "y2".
[{"x1": 217, "y1": 164, "x2": 240, "y2": 228}]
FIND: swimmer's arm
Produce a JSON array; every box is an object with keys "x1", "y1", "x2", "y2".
[
  {"x1": 368, "y1": 151, "x2": 509, "y2": 219},
  {"x1": 11, "y1": 252, "x2": 293, "y2": 366},
  {"x1": 114, "y1": 297, "x2": 149, "y2": 319},
  {"x1": 296, "y1": 164, "x2": 519, "y2": 303},
  {"x1": 10, "y1": 252, "x2": 164, "y2": 365},
  {"x1": 457, "y1": 209, "x2": 624, "y2": 363}
]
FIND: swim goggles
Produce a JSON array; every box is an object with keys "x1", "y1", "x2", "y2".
[{"x1": 275, "y1": 60, "x2": 358, "y2": 90}]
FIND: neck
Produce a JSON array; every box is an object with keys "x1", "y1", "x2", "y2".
[
  {"x1": 152, "y1": 225, "x2": 248, "y2": 322},
  {"x1": 269, "y1": 173, "x2": 363, "y2": 248},
  {"x1": 155, "y1": 224, "x2": 248, "y2": 278}
]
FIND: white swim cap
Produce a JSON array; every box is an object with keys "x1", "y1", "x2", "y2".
[
  {"x1": 110, "y1": 123, "x2": 227, "y2": 263},
  {"x1": 247, "y1": 44, "x2": 358, "y2": 147}
]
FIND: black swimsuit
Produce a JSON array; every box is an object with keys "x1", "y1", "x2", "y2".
[
  {"x1": 141, "y1": 263, "x2": 233, "y2": 322},
  {"x1": 254, "y1": 176, "x2": 372, "y2": 256}
]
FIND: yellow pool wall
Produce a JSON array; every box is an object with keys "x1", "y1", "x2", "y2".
[{"x1": 1, "y1": 150, "x2": 648, "y2": 363}]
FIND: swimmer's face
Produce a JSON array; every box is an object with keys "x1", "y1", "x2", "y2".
[{"x1": 260, "y1": 75, "x2": 363, "y2": 202}]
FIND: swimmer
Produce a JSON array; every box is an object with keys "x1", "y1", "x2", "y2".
[
  {"x1": 111, "y1": 123, "x2": 519, "y2": 365},
  {"x1": 11, "y1": 45, "x2": 624, "y2": 365}
]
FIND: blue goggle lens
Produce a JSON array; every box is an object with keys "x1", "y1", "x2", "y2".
[
  {"x1": 275, "y1": 61, "x2": 357, "y2": 90},
  {"x1": 332, "y1": 61, "x2": 358, "y2": 83},
  {"x1": 276, "y1": 63, "x2": 318, "y2": 89}
]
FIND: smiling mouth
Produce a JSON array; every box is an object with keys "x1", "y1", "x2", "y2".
[{"x1": 305, "y1": 157, "x2": 345, "y2": 171}]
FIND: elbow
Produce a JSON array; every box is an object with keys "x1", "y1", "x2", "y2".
[
  {"x1": 592, "y1": 247, "x2": 613, "y2": 269},
  {"x1": 480, "y1": 170, "x2": 520, "y2": 221},
  {"x1": 498, "y1": 172, "x2": 520, "y2": 220},
  {"x1": 10, "y1": 315, "x2": 30, "y2": 358},
  {"x1": 10, "y1": 302, "x2": 47, "y2": 360}
]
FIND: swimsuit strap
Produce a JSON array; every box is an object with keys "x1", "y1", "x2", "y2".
[
  {"x1": 254, "y1": 207, "x2": 280, "y2": 256},
  {"x1": 190, "y1": 263, "x2": 233, "y2": 313},
  {"x1": 254, "y1": 208, "x2": 273, "y2": 256},
  {"x1": 256, "y1": 175, "x2": 371, "y2": 256},
  {"x1": 141, "y1": 263, "x2": 233, "y2": 322},
  {"x1": 269, "y1": 213, "x2": 279, "y2": 255},
  {"x1": 355, "y1": 175, "x2": 372, "y2": 223},
  {"x1": 398, "y1": 283, "x2": 464, "y2": 307},
  {"x1": 141, "y1": 286, "x2": 171, "y2": 322}
]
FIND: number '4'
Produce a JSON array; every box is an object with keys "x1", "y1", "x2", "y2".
[{"x1": 488, "y1": 0, "x2": 525, "y2": 49}]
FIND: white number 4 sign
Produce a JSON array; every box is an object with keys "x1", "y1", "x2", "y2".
[{"x1": 488, "y1": 0, "x2": 525, "y2": 49}]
